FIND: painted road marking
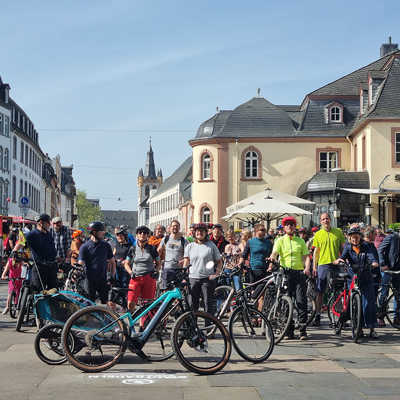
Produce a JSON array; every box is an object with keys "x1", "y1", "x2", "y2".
[{"x1": 87, "y1": 373, "x2": 189, "y2": 385}]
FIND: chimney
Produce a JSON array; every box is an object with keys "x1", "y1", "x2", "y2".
[{"x1": 380, "y1": 36, "x2": 398, "y2": 57}]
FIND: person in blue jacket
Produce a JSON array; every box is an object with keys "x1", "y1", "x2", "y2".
[{"x1": 335, "y1": 226, "x2": 379, "y2": 339}]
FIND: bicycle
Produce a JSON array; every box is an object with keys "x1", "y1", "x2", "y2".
[
  {"x1": 377, "y1": 270, "x2": 400, "y2": 329},
  {"x1": 327, "y1": 261, "x2": 372, "y2": 343},
  {"x1": 61, "y1": 265, "x2": 231, "y2": 375},
  {"x1": 8, "y1": 277, "x2": 24, "y2": 319},
  {"x1": 15, "y1": 259, "x2": 38, "y2": 331},
  {"x1": 63, "y1": 263, "x2": 88, "y2": 297}
]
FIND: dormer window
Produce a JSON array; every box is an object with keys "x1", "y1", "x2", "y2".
[
  {"x1": 330, "y1": 107, "x2": 341, "y2": 122},
  {"x1": 324, "y1": 102, "x2": 344, "y2": 124}
]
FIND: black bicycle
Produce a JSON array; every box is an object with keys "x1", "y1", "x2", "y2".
[{"x1": 377, "y1": 270, "x2": 400, "y2": 329}]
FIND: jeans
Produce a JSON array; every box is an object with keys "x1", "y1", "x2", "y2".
[
  {"x1": 31, "y1": 263, "x2": 57, "y2": 291},
  {"x1": 286, "y1": 269, "x2": 307, "y2": 333},
  {"x1": 190, "y1": 277, "x2": 217, "y2": 316},
  {"x1": 378, "y1": 270, "x2": 400, "y2": 317}
]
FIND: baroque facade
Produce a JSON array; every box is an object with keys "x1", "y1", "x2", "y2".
[{"x1": 190, "y1": 39, "x2": 400, "y2": 229}]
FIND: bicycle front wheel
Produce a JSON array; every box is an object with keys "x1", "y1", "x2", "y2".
[
  {"x1": 229, "y1": 306, "x2": 274, "y2": 363},
  {"x1": 15, "y1": 287, "x2": 30, "y2": 332},
  {"x1": 385, "y1": 293, "x2": 400, "y2": 329},
  {"x1": 172, "y1": 310, "x2": 231, "y2": 375},
  {"x1": 350, "y1": 292, "x2": 362, "y2": 343},
  {"x1": 268, "y1": 295, "x2": 293, "y2": 344},
  {"x1": 62, "y1": 305, "x2": 128, "y2": 373},
  {"x1": 9, "y1": 291, "x2": 18, "y2": 319}
]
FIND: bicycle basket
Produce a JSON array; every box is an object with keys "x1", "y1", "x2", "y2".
[{"x1": 34, "y1": 290, "x2": 95, "y2": 324}]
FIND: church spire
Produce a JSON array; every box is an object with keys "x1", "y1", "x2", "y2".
[{"x1": 144, "y1": 138, "x2": 157, "y2": 179}]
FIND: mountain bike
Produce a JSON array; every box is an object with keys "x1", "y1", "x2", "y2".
[
  {"x1": 377, "y1": 270, "x2": 400, "y2": 329},
  {"x1": 267, "y1": 266, "x2": 293, "y2": 344},
  {"x1": 15, "y1": 260, "x2": 38, "y2": 331},
  {"x1": 61, "y1": 266, "x2": 231, "y2": 375},
  {"x1": 327, "y1": 261, "x2": 372, "y2": 343}
]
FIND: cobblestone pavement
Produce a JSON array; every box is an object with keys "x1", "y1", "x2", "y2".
[{"x1": 1, "y1": 282, "x2": 400, "y2": 400}]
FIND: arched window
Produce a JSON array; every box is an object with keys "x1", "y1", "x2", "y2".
[
  {"x1": 242, "y1": 147, "x2": 261, "y2": 179},
  {"x1": 245, "y1": 151, "x2": 259, "y2": 178},
  {"x1": 201, "y1": 153, "x2": 211, "y2": 180},
  {"x1": 4, "y1": 148, "x2": 9, "y2": 171},
  {"x1": 201, "y1": 207, "x2": 211, "y2": 223},
  {"x1": 330, "y1": 106, "x2": 341, "y2": 122},
  {"x1": 0, "y1": 147, "x2": 3, "y2": 170},
  {"x1": 4, "y1": 180, "x2": 9, "y2": 207}
]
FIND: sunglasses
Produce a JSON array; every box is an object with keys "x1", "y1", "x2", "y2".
[{"x1": 137, "y1": 231, "x2": 149, "y2": 235}]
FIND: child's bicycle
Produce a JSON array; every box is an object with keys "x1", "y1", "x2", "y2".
[
  {"x1": 61, "y1": 264, "x2": 232, "y2": 375},
  {"x1": 8, "y1": 277, "x2": 24, "y2": 319}
]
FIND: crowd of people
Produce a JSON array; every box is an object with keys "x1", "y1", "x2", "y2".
[{"x1": 1, "y1": 212, "x2": 399, "y2": 343}]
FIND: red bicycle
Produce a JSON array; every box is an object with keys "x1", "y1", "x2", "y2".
[{"x1": 327, "y1": 261, "x2": 363, "y2": 343}]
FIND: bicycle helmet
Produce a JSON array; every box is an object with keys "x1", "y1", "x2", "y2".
[
  {"x1": 282, "y1": 216, "x2": 297, "y2": 226},
  {"x1": 72, "y1": 229, "x2": 83, "y2": 239},
  {"x1": 116, "y1": 228, "x2": 128, "y2": 237},
  {"x1": 37, "y1": 213, "x2": 51, "y2": 223},
  {"x1": 347, "y1": 227, "x2": 362, "y2": 236},
  {"x1": 193, "y1": 223, "x2": 208, "y2": 232},
  {"x1": 88, "y1": 221, "x2": 105, "y2": 232},
  {"x1": 136, "y1": 225, "x2": 150, "y2": 235}
]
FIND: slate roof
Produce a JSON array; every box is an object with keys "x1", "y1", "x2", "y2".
[
  {"x1": 193, "y1": 49, "x2": 400, "y2": 141},
  {"x1": 153, "y1": 156, "x2": 192, "y2": 198},
  {"x1": 297, "y1": 171, "x2": 370, "y2": 197},
  {"x1": 307, "y1": 52, "x2": 395, "y2": 96}
]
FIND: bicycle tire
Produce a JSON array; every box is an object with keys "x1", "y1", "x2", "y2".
[
  {"x1": 9, "y1": 291, "x2": 18, "y2": 319},
  {"x1": 171, "y1": 310, "x2": 231, "y2": 375},
  {"x1": 385, "y1": 293, "x2": 400, "y2": 330},
  {"x1": 16, "y1": 287, "x2": 30, "y2": 331},
  {"x1": 350, "y1": 292, "x2": 362, "y2": 343},
  {"x1": 62, "y1": 305, "x2": 128, "y2": 373},
  {"x1": 327, "y1": 289, "x2": 343, "y2": 329},
  {"x1": 262, "y1": 281, "x2": 276, "y2": 315},
  {"x1": 35, "y1": 323, "x2": 74, "y2": 365},
  {"x1": 228, "y1": 306, "x2": 274, "y2": 363},
  {"x1": 306, "y1": 295, "x2": 317, "y2": 326},
  {"x1": 268, "y1": 295, "x2": 293, "y2": 344},
  {"x1": 215, "y1": 285, "x2": 234, "y2": 319}
]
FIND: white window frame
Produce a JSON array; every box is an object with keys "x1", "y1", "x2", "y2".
[
  {"x1": 330, "y1": 106, "x2": 341, "y2": 122},
  {"x1": 319, "y1": 151, "x2": 338, "y2": 172},
  {"x1": 244, "y1": 151, "x2": 259, "y2": 178},
  {"x1": 202, "y1": 154, "x2": 211, "y2": 180},
  {"x1": 201, "y1": 207, "x2": 211, "y2": 223}
]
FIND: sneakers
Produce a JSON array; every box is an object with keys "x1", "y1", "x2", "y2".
[
  {"x1": 2, "y1": 307, "x2": 9, "y2": 315},
  {"x1": 369, "y1": 329, "x2": 379, "y2": 339},
  {"x1": 299, "y1": 332, "x2": 308, "y2": 340},
  {"x1": 312, "y1": 314, "x2": 321, "y2": 327}
]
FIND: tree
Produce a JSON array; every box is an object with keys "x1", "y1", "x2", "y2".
[{"x1": 76, "y1": 190, "x2": 102, "y2": 229}]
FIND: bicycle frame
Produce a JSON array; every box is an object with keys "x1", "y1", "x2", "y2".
[{"x1": 91, "y1": 287, "x2": 183, "y2": 345}]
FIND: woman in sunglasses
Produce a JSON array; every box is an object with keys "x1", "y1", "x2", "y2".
[{"x1": 125, "y1": 225, "x2": 160, "y2": 313}]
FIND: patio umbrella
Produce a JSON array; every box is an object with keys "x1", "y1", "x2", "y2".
[{"x1": 223, "y1": 197, "x2": 311, "y2": 229}]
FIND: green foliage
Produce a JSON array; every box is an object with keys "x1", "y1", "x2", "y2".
[
  {"x1": 76, "y1": 190, "x2": 102, "y2": 229},
  {"x1": 388, "y1": 223, "x2": 400, "y2": 231}
]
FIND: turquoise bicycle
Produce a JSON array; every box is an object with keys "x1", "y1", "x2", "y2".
[{"x1": 61, "y1": 267, "x2": 231, "y2": 375}]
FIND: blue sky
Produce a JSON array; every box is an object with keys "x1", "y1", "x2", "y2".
[{"x1": 1, "y1": 1, "x2": 399, "y2": 210}]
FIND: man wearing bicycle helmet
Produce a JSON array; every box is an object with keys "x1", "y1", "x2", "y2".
[
  {"x1": 183, "y1": 223, "x2": 222, "y2": 316},
  {"x1": 78, "y1": 221, "x2": 115, "y2": 305},
  {"x1": 25, "y1": 214, "x2": 58, "y2": 291},
  {"x1": 269, "y1": 216, "x2": 311, "y2": 340},
  {"x1": 335, "y1": 226, "x2": 379, "y2": 338}
]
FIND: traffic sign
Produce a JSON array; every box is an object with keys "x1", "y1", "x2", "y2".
[{"x1": 20, "y1": 196, "x2": 29, "y2": 206}]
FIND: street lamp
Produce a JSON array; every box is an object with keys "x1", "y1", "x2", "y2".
[
  {"x1": 365, "y1": 204, "x2": 373, "y2": 226},
  {"x1": 264, "y1": 186, "x2": 272, "y2": 199}
]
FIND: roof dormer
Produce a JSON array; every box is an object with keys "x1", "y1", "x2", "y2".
[
  {"x1": 324, "y1": 101, "x2": 344, "y2": 124},
  {"x1": 368, "y1": 70, "x2": 386, "y2": 107},
  {"x1": 359, "y1": 82, "x2": 368, "y2": 115}
]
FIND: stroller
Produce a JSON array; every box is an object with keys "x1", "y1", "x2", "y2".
[{"x1": 33, "y1": 290, "x2": 95, "y2": 365}]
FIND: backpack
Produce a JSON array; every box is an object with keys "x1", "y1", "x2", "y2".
[{"x1": 164, "y1": 235, "x2": 185, "y2": 248}]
